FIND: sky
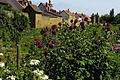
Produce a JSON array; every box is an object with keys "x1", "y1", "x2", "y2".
[{"x1": 30, "y1": 0, "x2": 120, "y2": 16}]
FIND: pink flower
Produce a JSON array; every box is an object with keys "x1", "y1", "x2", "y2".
[
  {"x1": 51, "y1": 24, "x2": 57, "y2": 29},
  {"x1": 107, "y1": 22, "x2": 110, "y2": 26},
  {"x1": 99, "y1": 18, "x2": 103, "y2": 24},
  {"x1": 49, "y1": 44, "x2": 54, "y2": 48},
  {"x1": 74, "y1": 19, "x2": 78, "y2": 24},
  {"x1": 44, "y1": 50, "x2": 48, "y2": 55},
  {"x1": 58, "y1": 22, "x2": 62, "y2": 26},
  {"x1": 51, "y1": 40, "x2": 56, "y2": 44},
  {"x1": 85, "y1": 17, "x2": 88, "y2": 21},
  {"x1": 38, "y1": 45, "x2": 43, "y2": 48},
  {"x1": 107, "y1": 26, "x2": 111, "y2": 31},
  {"x1": 46, "y1": 26, "x2": 49, "y2": 31},
  {"x1": 80, "y1": 22, "x2": 85, "y2": 30},
  {"x1": 40, "y1": 29, "x2": 45, "y2": 35},
  {"x1": 70, "y1": 19, "x2": 73, "y2": 23},
  {"x1": 94, "y1": 40, "x2": 98, "y2": 44},
  {"x1": 74, "y1": 25, "x2": 77, "y2": 29},
  {"x1": 52, "y1": 30, "x2": 56, "y2": 35},
  {"x1": 102, "y1": 27, "x2": 106, "y2": 31},
  {"x1": 63, "y1": 27, "x2": 66, "y2": 32},
  {"x1": 43, "y1": 33, "x2": 47, "y2": 37},
  {"x1": 22, "y1": 58, "x2": 25, "y2": 62},
  {"x1": 81, "y1": 25, "x2": 85, "y2": 30},
  {"x1": 80, "y1": 21, "x2": 85, "y2": 26},
  {"x1": 69, "y1": 26, "x2": 74, "y2": 30},
  {"x1": 35, "y1": 38, "x2": 39, "y2": 41}
]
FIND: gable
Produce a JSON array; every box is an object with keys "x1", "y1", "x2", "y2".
[
  {"x1": 60, "y1": 11, "x2": 69, "y2": 20},
  {"x1": 38, "y1": 3, "x2": 46, "y2": 12}
]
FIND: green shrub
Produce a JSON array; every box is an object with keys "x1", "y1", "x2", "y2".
[{"x1": 26, "y1": 23, "x2": 120, "y2": 80}]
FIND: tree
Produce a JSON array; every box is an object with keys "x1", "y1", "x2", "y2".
[
  {"x1": 109, "y1": 9, "x2": 115, "y2": 23},
  {"x1": 110, "y1": 9, "x2": 114, "y2": 17},
  {"x1": 101, "y1": 14, "x2": 110, "y2": 22},
  {"x1": 115, "y1": 13, "x2": 120, "y2": 24},
  {"x1": 13, "y1": 12, "x2": 30, "y2": 32}
]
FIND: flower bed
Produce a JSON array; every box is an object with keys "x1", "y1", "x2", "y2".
[{"x1": 0, "y1": 18, "x2": 120, "y2": 80}]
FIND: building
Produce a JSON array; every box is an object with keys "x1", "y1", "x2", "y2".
[
  {"x1": 38, "y1": 0, "x2": 62, "y2": 18},
  {"x1": 23, "y1": 3, "x2": 62, "y2": 28},
  {"x1": 59, "y1": 9, "x2": 76, "y2": 20},
  {"x1": 0, "y1": 0, "x2": 8, "y2": 5},
  {"x1": 0, "y1": 0, "x2": 32, "y2": 11},
  {"x1": 59, "y1": 9, "x2": 76, "y2": 24}
]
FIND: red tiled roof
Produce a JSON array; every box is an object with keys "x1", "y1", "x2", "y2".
[
  {"x1": 41, "y1": 2, "x2": 47, "y2": 8},
  {"x1": 0, "y1": 0, "x2": 8, "y2": 4},
  {"x1": 77, "y1": 13, "x2": 82, "y2": 16},
  {"x1": 50, "y1": 9, "x2": 56, "y2": 13},
  {"x1": 18, "y1": 0, "x2": 27, "y2": 2},
  {"x1": 29, "y1": 4, "x2": 42, "y2": 13},
  {"x1": 42, "y1": 12, "x2": 57, "y2": 18},
  {"x1": 39, "y1": 2, "x2": 61, "y2": 17},
  {"x1": 63, "y1": 10, "x2": 75, "y2": 16},
  {"x1": 18, "y1": 0, "x2": 24, "y2": 1},
  {"x1": 24, "y1": 0, "x2": 27, "y2": 2},
  {"x1": 24, "y1": 4, "x2": 56, "y2": 18},
  {"x1": 46, "y1": 10, "x2": 62, "y2": 17}
]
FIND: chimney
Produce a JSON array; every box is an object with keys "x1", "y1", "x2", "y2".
[
  {"x1": 28, "y1": 1, "x2": 32, "y2": 4},
  {"x1": 67, "y1": 9, "x2": 69, "y2": 12},
  {"x1": 46, "y1": 2, "x2": 48, "y2": 7}
]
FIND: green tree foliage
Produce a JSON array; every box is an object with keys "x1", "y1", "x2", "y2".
[
  {"x1": 0, "y1": 7, "x2": 30, "y2": 46},
  {"x1": 13, "y1": 12, "x2": 30, "y2": 32},
  {"x1": 101, "y1": 14, "x2": 110, "y2": 23},
  {"x1": 109, "y1": 9, "x2": 115, "y2": 23},
  {"x1": 91, "y1": 13, "x2": 95, "y2": 24},
  {"x1": 115, "y1": 13, "x2": 120, "y2": 24},
  {"x1": 95, "y1": 13, "x2": 99, "y2": 24},
  {"x1": 110, "y1": 9, "x2": 114, "y2": 18}
]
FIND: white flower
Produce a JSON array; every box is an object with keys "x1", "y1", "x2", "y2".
[
  {"x1": 0, "y1": 62, "x2": 5, "y2": 67},
  {"x1": 39, "y1": 74, "x2": 49, "y2": 80},
  {"x1": 4, "y1": 69, "x2": 10, "y2": 73},
  {"x1": 33, "y1": 69, "x2": 44, "y2": 76},
  {"x1": 0, "y1": 53, "x2": 3, "y2": 56},
  {"x1": 0, "y1": 78, "x2": 2, "y2": 80},
  {"x1": 7, "y1": 76, "x2": 15, "y2": 80},
  {"x1": 30, "y1": 59, "x2": 40, "y2": 65}
]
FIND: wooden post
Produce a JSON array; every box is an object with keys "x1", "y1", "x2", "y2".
[{"x1": 17, "y1": 44, "x2": 20, "y2": 71}]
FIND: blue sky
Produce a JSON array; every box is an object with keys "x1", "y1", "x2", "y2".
[{"x1": 30, "y1": 0, "x2": 120, "y2": 16}]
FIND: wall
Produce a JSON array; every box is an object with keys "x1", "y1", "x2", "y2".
[
  {"x1": 68, "y1": 15, "x2": 76, "y2": 25},
  {"x1": 35, "y1": 13, "x2": 62, "y2": 28},
  {"x1": 49, "y1": 17, "x2": 62, "y2": 26}
]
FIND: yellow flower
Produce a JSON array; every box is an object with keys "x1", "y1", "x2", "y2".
[
  {"x1": 7, "y1": 76, "x2": 12, "y2": 78},
  {"x1": 37, "y1": 70, "x2": 40, "y2": 73},
  {"x1": 32, "y1": 60, "x2": 36, "y2": 63},
  {"x1": 20, "y1": 72, "x2": 24, "y2": 74}
]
